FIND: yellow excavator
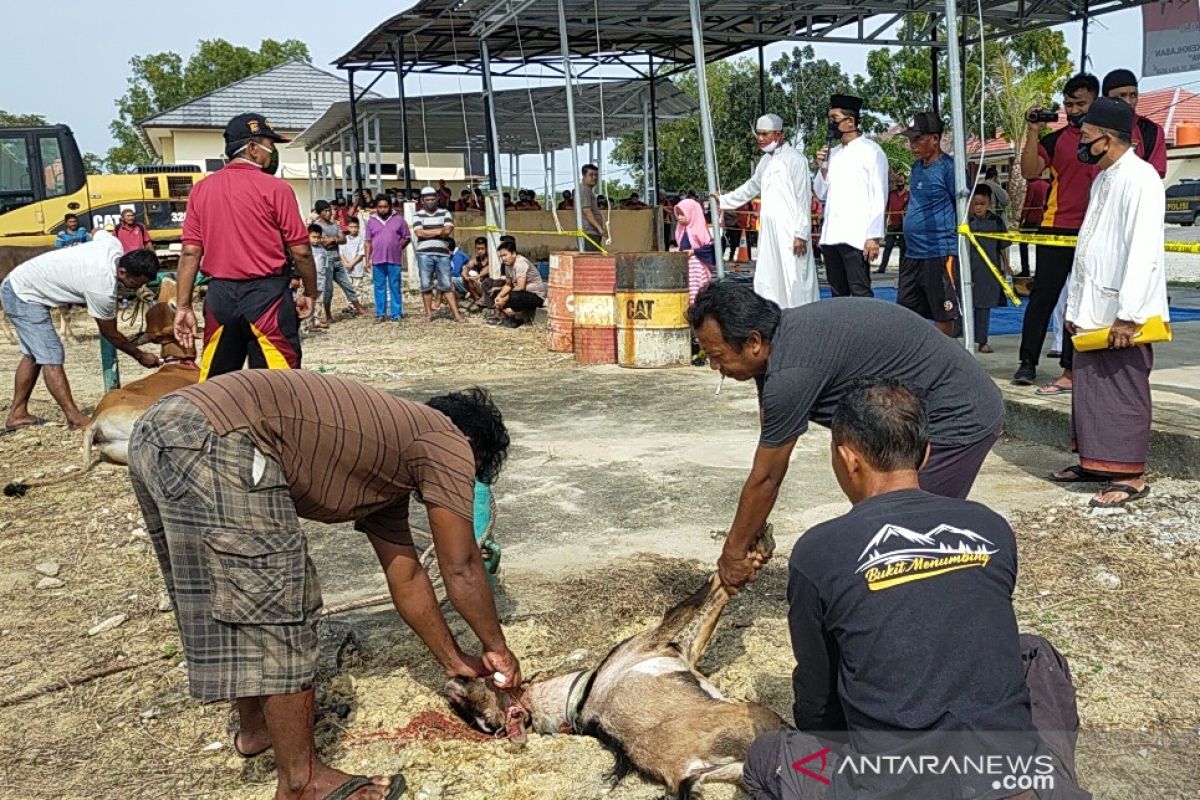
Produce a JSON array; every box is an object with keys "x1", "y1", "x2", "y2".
[{"x1": 0, "y1": 124, "x2": 205, "y2": 272}]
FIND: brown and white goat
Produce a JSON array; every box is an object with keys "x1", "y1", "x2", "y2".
[{"x1": 444, "y1": 525, "x2": 785, "y2": 798}]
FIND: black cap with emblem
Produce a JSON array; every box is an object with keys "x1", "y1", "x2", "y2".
[{"x1": 223, "y1": 113, "x2": 289, "y2": 145}]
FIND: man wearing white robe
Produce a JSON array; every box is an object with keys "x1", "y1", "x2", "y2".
[
  {"x1": 813, "y1": 94, "x2": 890, "y2": 298},
  {"x1": 717, "y1": 113, "x2": 819, "y2": 308},
  {"x1": 1051, "y1": 97, "x2": 1168, "y2": 510}
]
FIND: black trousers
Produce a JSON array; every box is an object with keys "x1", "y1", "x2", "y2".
[
  {"x1": 507, "y1": 290, "x2": 544, "y2": 316},
  {"x1": 821, "y1": 243, "x2": 873, "y2": 297},
  {"x1": 1018, "y1": 242, "x2": 1031, "y2": 276},
  {"x1": 974, "y1": 307, "x2": 992, "y2": 346},
  {"x1": 1018, "y1": 243, "x2": 1074, "y2": 370},
  {"x1": 880, "y1": 232, "x2": 905, "y2": 270}
]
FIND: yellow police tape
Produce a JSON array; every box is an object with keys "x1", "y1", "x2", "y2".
[
  {"x1": 956, "y1": 224, "x2": 1200, "y2": 310},
  {"x1": 455, "y1": 225, "x2": 608, "y2": 254},
  {"x1": 958, "y1": 225, "x2": 1023, "y2": 307},
  {"x1": 958, "y1": 225, "x2": 1200, "y2": 254}
]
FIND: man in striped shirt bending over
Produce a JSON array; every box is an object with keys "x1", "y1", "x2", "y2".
[{"x1": 128, "y1": 370, "x2": 521, "y2": 800}]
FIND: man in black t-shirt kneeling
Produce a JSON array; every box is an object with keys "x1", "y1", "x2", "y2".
[{"x1": 743, "y1": 379, "x2": 1089, "y2": 800}]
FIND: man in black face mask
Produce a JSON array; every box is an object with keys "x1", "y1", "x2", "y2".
[
  {"x1": 813, "y1": 94, "x2": 889, "y2": 298},
  {"x1": 1012, "y1": 73, "x2": 1099, "y2": 392},
  {"x1": 175, "y1": 113, "x2": 318, "y2": 380}
]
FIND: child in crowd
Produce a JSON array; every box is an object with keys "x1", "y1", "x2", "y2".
[
  {"x1": 966, "y1": 184, "x2": 1010, "y2": 353},
  {"x1": 672, "y1": 198, "x2": 715, "y2": 305},
  {"x1": 340, "y1": 216, "x2": 367, "y2": 306},
  {"x1": 307, "y1": 224, "x2": 329, "y2": 330}
]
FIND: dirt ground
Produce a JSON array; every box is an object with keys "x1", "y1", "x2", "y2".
[{"x1": 0, "y1": 305, "x2": 1197, "y2": 799}]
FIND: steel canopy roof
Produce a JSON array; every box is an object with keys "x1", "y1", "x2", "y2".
[
  {"x1": 334, "y1": 0, "x2": 1152, "y2": 76},
  {"x1": 290, "y1": 78, "x2": 697, "y2": 155}
]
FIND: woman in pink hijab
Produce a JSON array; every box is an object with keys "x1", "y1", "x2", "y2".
[{"x1": 674, "y1": 198, "x2": 714, "y2": 304}]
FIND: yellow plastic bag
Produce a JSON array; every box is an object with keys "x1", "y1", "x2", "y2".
[{"x1": 1071, "y1": 315, "x2": 1172, "y2": 352}]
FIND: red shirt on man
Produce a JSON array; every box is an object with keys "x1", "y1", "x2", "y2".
[
  {"x1": 115, "y1": 221, "x2": 151, "y2": 253},
  {"x1": 1037, "y1": 124, "x2": 1099, "y2": 232},
  {"x1": 182, "y1": 161, "x2": 307, "y2": 280},
  {"x1": 1020, "y1": 178, "x2": 1050, "y2": 229},
  {"x1": 1132, "y1": 115, "x2": 1168, "y2": 178},
  {"x1": 885, "y1": 188, "x2": 909, "y2": 232}
]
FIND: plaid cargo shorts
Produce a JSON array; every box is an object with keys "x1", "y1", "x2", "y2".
[{"x1": 128, "y1": 396, "x2": 322, "y2": 702}]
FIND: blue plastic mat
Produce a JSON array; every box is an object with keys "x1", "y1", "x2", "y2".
[{"x1": 814, "y1": 286, "x2": 1200, "y2": 337}]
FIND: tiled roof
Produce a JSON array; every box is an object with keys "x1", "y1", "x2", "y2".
[
  {"x1": 1137, "y1": 88, "x2": 1200, "y2": 144},
  {"x1": 139, "y1": 59, "x2": 380, "y2": 131}
]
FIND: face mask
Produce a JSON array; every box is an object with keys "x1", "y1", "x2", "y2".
[
  {"x1": 827, "y1": 119, "x2": 843, "y2": 140},
  {"x1": 1076, "y1": 135, "x2": 1108, "y2": 165},
  {"x1": 760, "y1": 140, "x2": 780, "y2": 154},
  {"x1": 1066, "y1": 113, "x2": 1086, "y2": 128}
]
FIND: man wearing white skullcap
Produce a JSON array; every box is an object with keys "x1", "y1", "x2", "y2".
[{"x1": 715, "y1": 113, "x2": 819, "y2": 308}]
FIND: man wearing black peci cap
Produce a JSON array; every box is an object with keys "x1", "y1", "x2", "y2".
[
  {"x1": 897, "y1": 112, "x2": 961, "y2": 337},
  {"x1": 814, "y1": 94, "x2": 890, "y2": 298},
  {"x1": 1101, "y1": 69, "x2": 1167, "y2": 178},
  {"x1": 174, "y1": 113, "x2": 319, "y2": 380},
  {"x1": 1050, "y1": 97, "x2": 1168, "y2": 510}
]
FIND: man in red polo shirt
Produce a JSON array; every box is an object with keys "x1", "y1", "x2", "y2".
[
  {"x1": 1013, "y1": 73, "x2": 1099, "y2": 391},
  {"x1": 173, "y1": 113, "x2": 318, "y2": 381},
  {"x1": 115, "y1": 208, "x2": 152, "y2": 253},
  {"x1": 1102, "y1": 69, "x2": 1168, "y2": 178}
]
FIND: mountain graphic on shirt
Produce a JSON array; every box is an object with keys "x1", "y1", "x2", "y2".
[{"x1": 856, "y1": 524, "x2": 998, "y2": 590}]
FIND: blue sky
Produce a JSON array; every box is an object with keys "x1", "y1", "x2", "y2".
[{"x1": 2, "y1": 2, "x2": 1193, "y2": 183}]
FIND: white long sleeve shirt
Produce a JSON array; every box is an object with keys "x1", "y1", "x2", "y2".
[
  {"x1": 813, "y1": 136, "x2": 890, "y2": 248},
  {"x1": 1066, "y1": 149, "x2": 1168, "y2": 331},
  {"x1": 720, "y1": 143, "x2": 811, "y2": 240}
]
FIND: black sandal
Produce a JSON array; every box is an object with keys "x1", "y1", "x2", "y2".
[
  {"x1": 1048, "y1": 465, "x2": 1110, "y2": 483},
  {"x1": 1090, "y1": 483, "x2": 1150, "y2": 508}
]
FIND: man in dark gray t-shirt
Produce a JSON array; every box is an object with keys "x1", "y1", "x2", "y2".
[
  {"x1": 689, "y1": 279, "x2": 1004, "y2": 590},
  {"x1": 577, "y1": 163, "x2": 607, "y2": 251}
]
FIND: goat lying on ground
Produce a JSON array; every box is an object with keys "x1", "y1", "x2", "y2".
[{"x1": 444, "y1": 525, "x2": 785, "y2": 798}]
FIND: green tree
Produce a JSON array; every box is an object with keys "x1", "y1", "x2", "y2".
[
  {"x1": 0, "y1": 110, "x2": 48, "y2": 126},
  {"x1": 769, "y1": 45, "x2": 860, "y2": 156},
  {"x1": 858, "y1": 25, "x2": 1071, "y2": 140},
  {"x1": 106, "y1": 38, "x2": 310, "y2": 172},
  {"x1": 612, "y1": 50, "x2": 855, "y2": 192}
]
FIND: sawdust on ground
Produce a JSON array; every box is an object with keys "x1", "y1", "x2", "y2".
[{"x1": 0, "y1": 308, "x2": 1197, "y2": 798}]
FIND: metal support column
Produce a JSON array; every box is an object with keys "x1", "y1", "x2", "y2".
[
  {"x1": 479, "y1": 38, "x2": 506, "y2": 231},
  {"x1": 543, "y1": 152, "x2": 551, "y2": 204},
  {"x1": 641, "y1": 92, "x2": 652, "y2": 200},
  {"x1": 306, "y1": 150, "x2": 314, "y2": 209},
  {"x1": 347, "y1": 67, "x2": 362, "y2": 195},
  {"x1": 648, "y1": 56, "x2": 661, "y2": 203},
  {"x1": 1080, "y1": 2, "x2": 1090, "y2": 71},
  {"x1": 361, "y1": 115, "x2": 371, "y2": 196},
  {"x1": 688, "y1": 0, "x2": 724, "y2": 277},
  {"x1": 392, "y1": 38, "x2": 413, "y2": 198},
  {"x1": 944, "y1": 0, "x2": 974, "y2": 349},
  {"x1": 557, "y1": 0, "x2": 586, "y2": 251},
  {"x1": 930, "y1": 23, "x2": 941, "y2": 118},
  {"x1": 373, "y1": 115, "x2": 383, "y2": 195},
  {"x1": 757, "y1": 45, "x2": 767, "y2": 117}
]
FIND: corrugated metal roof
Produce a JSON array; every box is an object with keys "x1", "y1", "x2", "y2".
[{"x1": 140, "y1": 59, "x2": 381, "y2": 131}]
